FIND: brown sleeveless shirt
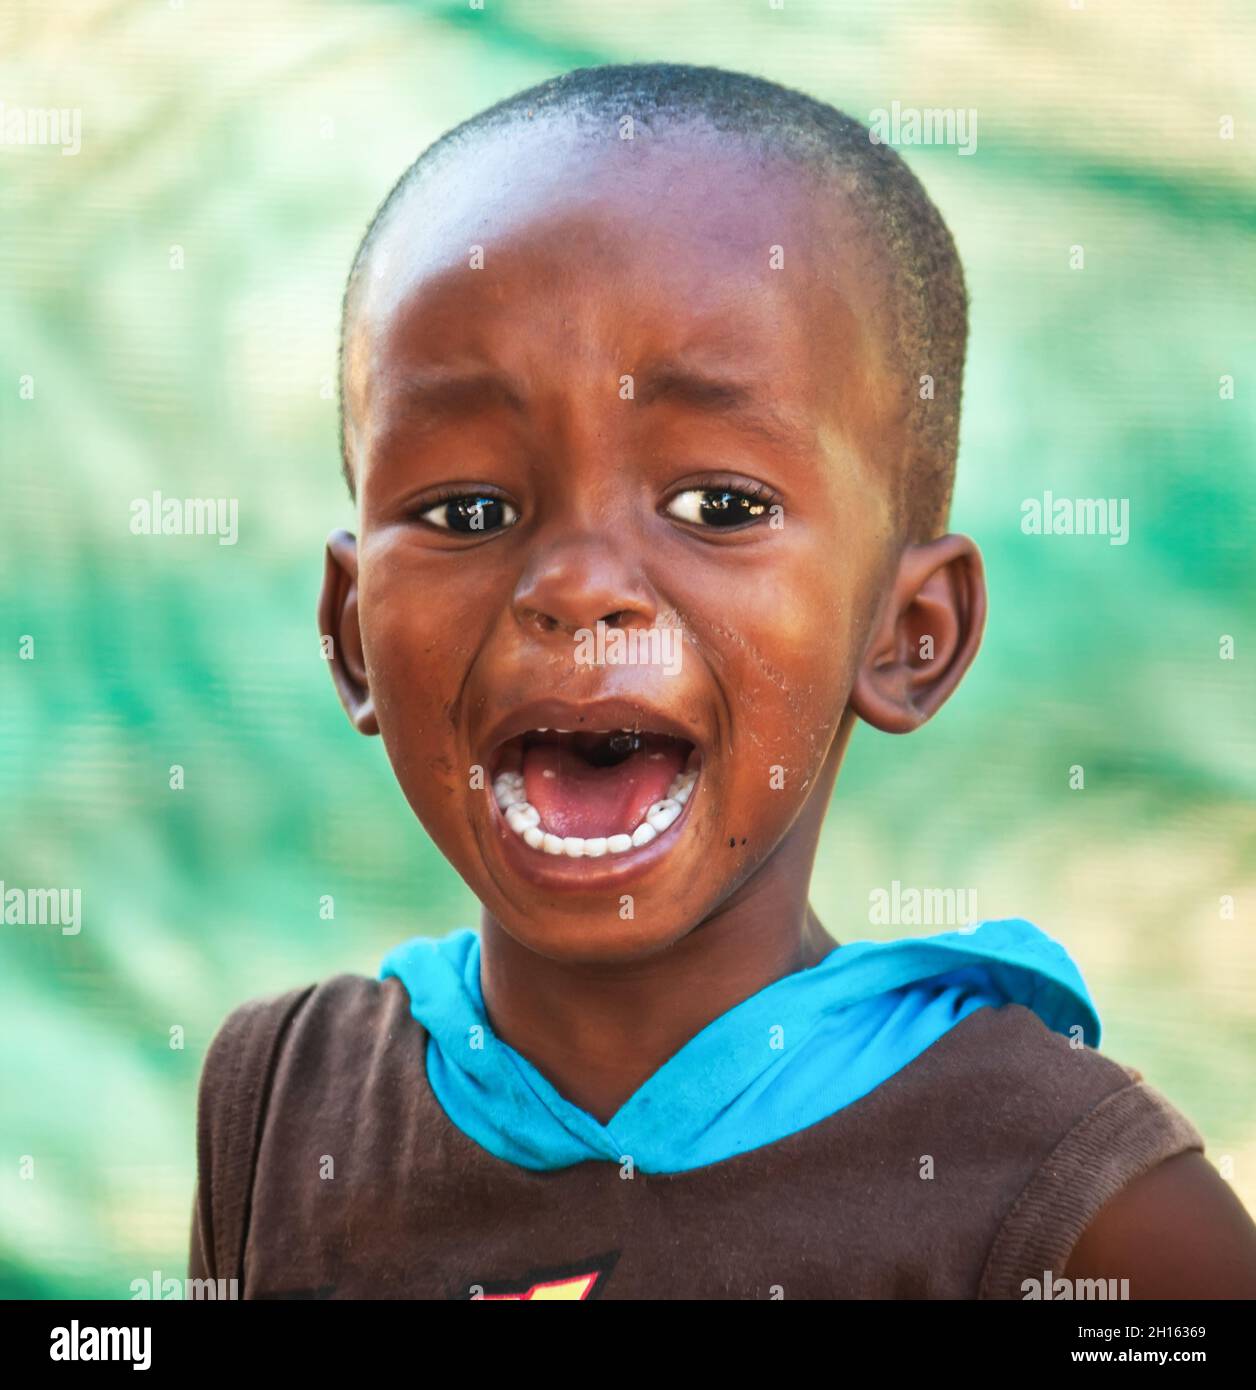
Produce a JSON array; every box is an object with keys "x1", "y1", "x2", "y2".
[{"x1": 188, "y1": 973, "x2": 1203, "y2": 1299}]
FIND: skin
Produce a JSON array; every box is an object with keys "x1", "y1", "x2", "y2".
[
  {"x1": 1065, "y1": 1151, "x2": 1256, "y2": 1297},
  {"x1": 322, "y1": 115, "x2": 1256, "y2": 1294}
]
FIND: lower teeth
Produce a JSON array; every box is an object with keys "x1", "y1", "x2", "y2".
[{"x1": 492, "y1": 769, "x2": 697, "y2": 857}]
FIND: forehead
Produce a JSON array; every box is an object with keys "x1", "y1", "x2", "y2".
[{"x1": 344, "y1": 119, "x2": 897, "y2": 469}]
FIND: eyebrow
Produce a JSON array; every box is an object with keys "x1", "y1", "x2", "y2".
[
  {"x1": 392, "y1": 370, "x2": 527, "y2": 427},
  {"x1": 391, "y1": 361, "x2": 801, "y2": 449},
  {"x1": 635, "y1": 361, "x2": 802, "y2": 449}
]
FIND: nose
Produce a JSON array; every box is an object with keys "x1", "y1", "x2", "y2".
[{"x1": 513, "y1": 531, "x2": 657, "y2": 638}]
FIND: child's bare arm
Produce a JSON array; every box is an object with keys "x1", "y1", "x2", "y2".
[{"x1": 1065, "y1": 1150, "x2": 1256, "y2": 1298}]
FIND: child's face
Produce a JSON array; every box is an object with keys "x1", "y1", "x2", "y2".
[{"x1": 331, "y1": 123, "x2": 913, "y2": 962}]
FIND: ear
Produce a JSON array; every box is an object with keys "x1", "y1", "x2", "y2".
[
  {"x1": 851, "y1": 533, "x2": 987, "y2": 734},
  {"x1": 318, "y1": 528, "x2": 378, "y2": 735}
]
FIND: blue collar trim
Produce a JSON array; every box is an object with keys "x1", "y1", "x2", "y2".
[{"x1": 380, "y1": 919, "x2": 1099, "y2": 1174}]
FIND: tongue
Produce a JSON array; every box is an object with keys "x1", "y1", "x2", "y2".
[{"x1": 523, "y1": 739, "x2": 688, "y2": 839}]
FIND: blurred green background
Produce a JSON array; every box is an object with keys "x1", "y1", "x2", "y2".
[{"x1": 1, "y1": 0, "x2": 1253, "y2": 1297}]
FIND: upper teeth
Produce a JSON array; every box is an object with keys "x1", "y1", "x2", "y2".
[{"x1": 492, "y1": 769, "x2": 698, "y2": 856}]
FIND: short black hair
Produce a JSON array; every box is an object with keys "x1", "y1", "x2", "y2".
[{"x1": 339, "y1": 62, "x2": 968, "y2": 539}]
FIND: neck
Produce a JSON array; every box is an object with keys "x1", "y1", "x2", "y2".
[{"x1": 478, "y1": 722, "x2": 851, "y2": 1124}]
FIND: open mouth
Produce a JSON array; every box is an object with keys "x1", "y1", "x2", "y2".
[{"x1": 489, "y1": 728, "x2": 701, "y2": 858}]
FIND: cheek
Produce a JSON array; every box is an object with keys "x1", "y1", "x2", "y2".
[
  {"x1": 356, "y1": 555, "x2": 470, "y2": 799},
  {"x1": 683, "y1": 538, "x2": 866, "y2": 796},
  {"x1": 741, "y1": 599, "x2": 850, "y2": 786}
]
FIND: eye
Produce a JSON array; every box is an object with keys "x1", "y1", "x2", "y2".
[
  {"x1": 665, "y1": 487, "x2": 770, "y2": 529},
  {"x1": 419, "y1": 494, "x2": 518, "y2": 534}
]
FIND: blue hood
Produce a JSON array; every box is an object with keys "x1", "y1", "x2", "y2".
[{"x1": 381, "y1": 918, "x2": 1099, "y2": 1175}]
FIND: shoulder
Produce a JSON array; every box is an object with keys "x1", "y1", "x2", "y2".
[
  {"x1": 954, "y1": 1007, "x2": 1255, "y2": 1298},
  {"x1": 907, "y1": 1000, "x2": 1143, "y2": 1133},
  {"x1": 198, "y1": 972, "x2": 418, "y2": 1108},
  {"x1": 854, "y1": 1002, "x2": 1153, "y2": 1188},
  {"x1": 196, "y1": 972, "x2": 422, "y2": 1152},
  {"x1": 191, "y1": 972, "x2": 423, "y2": 1284},
  {"x1": 1063, "y1": 1150, "x2": 1256, "y2": 1298}
]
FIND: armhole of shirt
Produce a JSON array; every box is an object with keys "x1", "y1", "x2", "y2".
[
  {"x1": 978, "y1": 1080, "x2": 1206, "y2": 1299},
  {"x1": 196, "y1": 983, "x2": 317, "y2": 1288}
]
